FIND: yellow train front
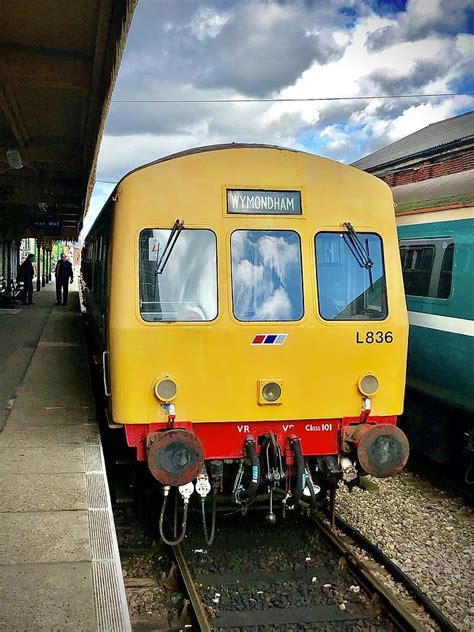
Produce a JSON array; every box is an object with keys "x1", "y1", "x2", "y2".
[{"x1": 82, "y1": 144, "x2": 409, "y2": 537}]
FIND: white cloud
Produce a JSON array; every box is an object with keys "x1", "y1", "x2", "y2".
[
  {"x1": 387, "y1": 97, "x2": 474, "y2": 141},
  {"x1": 84, "y1": 0, "x2": 474, "y2": 231},
  {"x1": 258, "y1": 235, "x2": 299, "y2": 284},
  {"x1": 256, "y1": 287, "x2": 292, "y2": 320},
  {"x1": 190, "y1": 8, "x2": 229, "y2": 40}
]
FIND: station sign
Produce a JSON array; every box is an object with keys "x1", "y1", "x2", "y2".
[
  {"x1": 31, "y1": 217, "x2": 63, "y2": 235},
  {"x1": 227, "y1": 189, "x2": 302, "y2": 215}
]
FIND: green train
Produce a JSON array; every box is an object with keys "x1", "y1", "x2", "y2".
[{"x1": 394, "y1": 170, "x2": 474, "y2": 467}]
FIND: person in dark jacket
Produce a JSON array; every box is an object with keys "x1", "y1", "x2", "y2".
[
  {"x1": 54, "y1": 253, "x2": 74, "y2": 305},
  {"x1": 17, "y1": 253, "x2": 35, "y2": 305}
]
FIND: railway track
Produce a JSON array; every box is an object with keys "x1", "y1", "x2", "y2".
[
  {"x1": 116, "y1": 501, "x2": 458, "y2": 631},
  {"x1": 170, "y1": 511, "x2": 426, "y2": 631}
]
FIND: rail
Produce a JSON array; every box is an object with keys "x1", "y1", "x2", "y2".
[
  {"x1": 166, "y1": 512, "x2": 447, "y2": 632},
  {"x1": 330, "y1": 513, "x2": 459, "y2": 632},
  {"x1": 172, "y1": 544, "x2": 212, "y2": 632},
  {"x1": 311, "y1": 514, "x2": 425, "y2": 631}
]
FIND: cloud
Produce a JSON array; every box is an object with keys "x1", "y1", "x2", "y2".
[
  {"x1": 195, "y1": 1, "x2": 346, "y2": 96},
  {"x1": 363, "y1": 58, "x2": 448, "y2": 95},
  {"x1": 84, "y1": 0, "x2": 474, "y2": 232},
  {"x1": 367, "y1": 0, "x2": 474, "y2": 51},
  {"x1": 256, "y1": 287, "x2": 292, "y2": 320},
  {"x1": 258, "y1": 235, "x2": 299, "y2": 284}
]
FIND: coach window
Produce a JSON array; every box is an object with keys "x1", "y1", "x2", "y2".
[
  {"x1": 139, "y1": 229, "x2": 217, "y2": 322},
  {"x1": 315, "y1": 232, "x2": 387, "y2": 320},
  {"x1": 399, "y1": 244, "x2": 435, "y2": 296},
  {"x1": 437, "y1": 243, "x2": 454, "y2": 298},
  {"x1": 231, "y1": 230, "x2": 304, "y2": 321},
  {"x1": 399, "y1": 238, "x2": 454, "y2": 299}
]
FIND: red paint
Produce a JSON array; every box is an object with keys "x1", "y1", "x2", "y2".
[
  {"x1": 252, "y1": 335, "x2": 266, "y2": 344},
  {"x1": 124, "y1": 416, "x2": 398, "y2": 462}
]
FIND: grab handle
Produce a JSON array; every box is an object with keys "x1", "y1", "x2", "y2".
[{"x1": 102, "y1": 350, "x2": 111, "y2": 396}]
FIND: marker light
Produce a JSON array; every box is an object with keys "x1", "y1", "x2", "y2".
[
  {"x1": 259, "y1": 380, "x2": 283, "y2": 404},
  {"x1": 154, "y1": 378, "x2": 177, "y2": 402},
  {"x1": 358, "y1": 374, "x2": 379, "y2": 396}
]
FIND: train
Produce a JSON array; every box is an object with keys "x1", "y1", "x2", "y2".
[
  {"x1": 82, "y1": 144, "x2": 410, "y2": 543},
  {"x1": 394, "y1": 170, "x2": 474, "y2": 469}
]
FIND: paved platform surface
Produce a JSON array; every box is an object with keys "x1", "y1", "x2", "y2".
[
  {"x1": 0, "y1": 284, "x2": 131, "y2": 631},
  {"x1": 0, "y1": 286, "x2": 52, "y2": 430}
]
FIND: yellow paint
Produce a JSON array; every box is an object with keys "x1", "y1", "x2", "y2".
[{"x1": 108, "y1": 147, "x2": 408, "y2": 424}]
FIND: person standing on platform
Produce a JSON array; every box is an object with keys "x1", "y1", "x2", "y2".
[
  {"x1": 17, "y1": 253, "x2": 35, "y2": 305},
  {"x1": 54, "y1": 252, "x2": 74, "y2": 305}
]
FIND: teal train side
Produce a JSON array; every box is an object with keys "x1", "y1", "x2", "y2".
[{"x1": 394, "y1": 170, "x2": 474, "y2": 464}]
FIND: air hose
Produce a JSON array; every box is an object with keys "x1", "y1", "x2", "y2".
[
  {"x1": 159, "y1": 487, "x2": 189, "y2": 546},
  {"x1": 201, "y1": 490, "x2": 217, "y2": 545},
  {"x1": 236, "y1": 436, "x2": 260, "y2": 502},
  {"x1": 287, "y1": 436, "x2": 306, "y2": 508},
  {"x1": 305, "y1": 464, "x2": 320, "y2": 508}
]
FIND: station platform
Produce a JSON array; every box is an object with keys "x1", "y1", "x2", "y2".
[{"x1": 0, "y1": 283, "x2": 131, "y2": 631}]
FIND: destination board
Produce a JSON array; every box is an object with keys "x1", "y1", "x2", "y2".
[{"x1": 227, "y1": 189, "x2": 302, "y2": 215}]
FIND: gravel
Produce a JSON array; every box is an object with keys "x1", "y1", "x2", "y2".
[
  {"x1": 335, "y1": 471, "x2": 473, "y2": 631},
  {"x1": 114, "y1": 507, "x2": 185, "y2": 626},
  {"x1": 183, "y1": 513, "x2": 395, "y2": 631}
]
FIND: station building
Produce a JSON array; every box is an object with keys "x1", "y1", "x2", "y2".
[{"x1": 352, "y1": 110, "x2": 474, "y2": 209}]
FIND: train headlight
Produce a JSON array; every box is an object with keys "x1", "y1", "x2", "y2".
[
  {"x1": 259, "y1": 380, "x2": 283, "y2": 404},
  {"x1": 154, "y1": 378, "x2": 177, "y2": 402},
  {"x1": 358, "y1": 374, "x2": 379, "y2": 396}
]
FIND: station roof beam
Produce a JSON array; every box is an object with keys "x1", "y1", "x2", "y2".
[{"x1": 0, "y1": 0, "x2": 137, "y2": 241}]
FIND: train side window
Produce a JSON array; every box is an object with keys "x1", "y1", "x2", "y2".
[
  {"x1": 399, "y1": 238, "x2": 454, "y2": 299},
  {"x1": 437, "y1": 243, "x2": 454, "y2": 299},
  {"x1": 399, "y1": 244, "x2": 434, "y2": 297}
]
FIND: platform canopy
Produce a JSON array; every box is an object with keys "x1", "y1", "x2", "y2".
[{"x1": 0, "y1": 0, "x2": 136, "y2": 241}]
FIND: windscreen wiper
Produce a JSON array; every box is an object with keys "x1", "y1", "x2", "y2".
[
  {"x1": 155, "y1": 219, "x2": 185, "y2": 275},
  {"x1": 341, "y1": 222, "x2": 374, "y2": 289}
]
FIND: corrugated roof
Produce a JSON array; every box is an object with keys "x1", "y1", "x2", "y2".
[{"x1": 352, "y1": 110, "x2": 474, "y2": 171}]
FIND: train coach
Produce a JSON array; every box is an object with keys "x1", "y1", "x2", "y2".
[
  {"x1": 82, "y1": 144, "x2": 409, "y2": 542},
  {"x1": 394, "y1": 170, "x2": 474, "y2": 467}
]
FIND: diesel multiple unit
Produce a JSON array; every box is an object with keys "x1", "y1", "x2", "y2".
[{"x1": 82, "y1": 144, "x2": 409, "y2": 542}]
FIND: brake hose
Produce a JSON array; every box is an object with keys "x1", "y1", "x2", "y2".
[
  {"x1": 201, "y1": 490, "x2": 217, "y2": 545},
  {"x1": 159, "y1": 487, "x2": 189, "y2": 546},
  {"x1": 287, "y1": 436, "x2": 306, "y2": 507},
  {"x1": 236, "y1": 436, "x2": 260, "y2": 502}
]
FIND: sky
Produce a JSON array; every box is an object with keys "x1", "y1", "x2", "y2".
[{"x1": 82, "y1": 0, "x2": 474, "y2": 236}]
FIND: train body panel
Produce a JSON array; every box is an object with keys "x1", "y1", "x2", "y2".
[
  {"x1": 103, "y1": 147, "x2": 407, "y2": 426},
  {"x1": 397, "y1": 212, "x2": 474, "y2": 413}
]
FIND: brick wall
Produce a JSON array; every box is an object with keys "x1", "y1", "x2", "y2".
[{"x1": 378, "y1": 146, "x2": 474, "y2": 187}]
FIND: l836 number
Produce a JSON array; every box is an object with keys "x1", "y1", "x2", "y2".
[{"x1": 356, "y1": 331, "x2": 393, "y2": 344}]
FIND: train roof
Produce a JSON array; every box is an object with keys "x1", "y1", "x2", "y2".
[
  {"x1": 85, "y1": 143, "x2": 383, "y2": 238},
  {"x1": 393, "y1": 168, "x2": 474, "y2": 213},
  {"x1": 118, "y1": 142, "x2": 329, "y2": 182},
  {"x1": 97, "y1": 142, "x2": 371, "y2": 206}
]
